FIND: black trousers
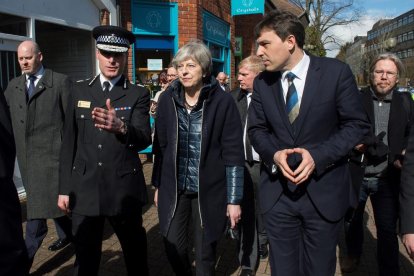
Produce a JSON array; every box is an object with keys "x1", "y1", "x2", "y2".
[
  {"x1": 163, "y1": 193, "x2": 217, "y2": 276},
  {"x1": 0, "y1": 178, "x2": 28, "y2": 276},
  {"x1": 238, "y1": 162, "x2": 260, "y2": 271},
  {"x1": 25, "y1": 215, "x2": 72, "y2": 266},
  {"x1": 72, "y1": 212, "x2": 148, "y2": 276}
]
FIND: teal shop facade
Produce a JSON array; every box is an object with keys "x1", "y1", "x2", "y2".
[{"x1": 129, "y1": 0, "x2": 235, "y2": 90}]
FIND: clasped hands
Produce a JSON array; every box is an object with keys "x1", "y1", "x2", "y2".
[
  {"x1": 92, "y1": 99, "x2": 125, "y2": 134},
  {"x1": 274, "y1": 148, "x2": 315, "y2": 185}
]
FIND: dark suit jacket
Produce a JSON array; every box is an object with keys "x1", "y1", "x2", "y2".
[
  {"x1": 230, "y1": 88, "x2": 249, "y2": 129},
  {"x1": 59, "y1": 75, "x2": 151, "y2": 216},
  {"x1": 248, "y1": 56, "x2": 370, "y2": 222},
  {"x1": 0, "y1": 89, "x2": 28, "y2": 275},
  {"x1": 401, "y1": 127, "x2": 414, "y2": 233}
]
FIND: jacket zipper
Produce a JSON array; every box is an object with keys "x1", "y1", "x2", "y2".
[
  {"x1": 198, "y1": 101, "x2": 205, "y2": 229},
  {"x1": 170, "y1": 98, "x2": 179, "y2": 221}
]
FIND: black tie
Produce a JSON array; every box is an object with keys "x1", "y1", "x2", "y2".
[
  {"x1": 245, "y1": 93, "x2": 254, "y2": 162},
  {"x1": 27, "y1": 75, "x2": 36, "y2": 98},
  {"x1": 103, "y1": 81, "x2": 110, "y2": 98}
]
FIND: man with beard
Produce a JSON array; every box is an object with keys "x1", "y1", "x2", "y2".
[{"x1": 341, "y1": 53, "x2": 413, "y2": 276}]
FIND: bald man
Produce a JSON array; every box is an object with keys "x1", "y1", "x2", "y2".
[
  {"x1": 4, "y1": 40, "x2": 73, "y2": 271},
  {"x1": 217, "y1": 72, "x2": 230, "y2": 92}
]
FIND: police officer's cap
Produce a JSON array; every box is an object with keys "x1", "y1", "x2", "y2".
[{"x1": 92, "y1": 25, "x2": 135, "y2": 53}]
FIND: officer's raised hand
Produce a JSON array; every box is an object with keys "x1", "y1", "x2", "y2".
[{"x1": 92, "y1": 98, "x2": 127, "y2": 135}]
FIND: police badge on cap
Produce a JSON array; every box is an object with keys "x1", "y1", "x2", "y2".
[{"x1": 92, "y1": 25, "x2": 135, "y2": 53}]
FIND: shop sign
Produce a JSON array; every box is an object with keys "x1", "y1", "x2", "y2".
[
  {"x1": 148, "y1": 59, "x2": 163, "y2": 70},
  {"x1": 134, "y1": 3, "x2": 172, "y2": 34},
  {"x1": 234, "y1": 37, "x2": 242, "y2": 57},
  {"x1": 203, "y1": 12, "x2": 230, "y2": 47},
  {"x1": 231, "y1": 0, "x2": 264, "y2": 16}
]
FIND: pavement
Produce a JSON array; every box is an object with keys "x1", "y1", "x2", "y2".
[{"x1": 25, "y1": 160, "x2": 414, "y2": 275}]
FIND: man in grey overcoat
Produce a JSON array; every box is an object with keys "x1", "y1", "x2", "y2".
[{"x1": 4, "y1": 40, "x2": 72, "y2": 271}]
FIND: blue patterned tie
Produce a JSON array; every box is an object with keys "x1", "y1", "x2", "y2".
[
  {"x1": 27, "y1": 75, "x2": 36, "y2": 98},
  {"x1": 286, "y1": 72, "x2": 299, "y2": 123}
]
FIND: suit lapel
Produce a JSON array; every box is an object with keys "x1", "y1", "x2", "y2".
[
  {"x1": 362, "y1": 88, "x2": 375, "y2": 125},
  {"x1": 271, "y1": 73, "x2": 295, "y2": 138},
  {"x1": 293, "y1": 57, "x2": 321, "y2": 139},
  {"x1": 29, "y1": 69, "x2": 51, "y2": 102},
  {"x1": 236, "y1": 89, "x2": 248, "y2": 127}
]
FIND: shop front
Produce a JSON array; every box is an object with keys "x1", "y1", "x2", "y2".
[
  {"x1": 131, "y1": 1, "x2": 178, "y2": 97},
  {"x1": 203, "y1": 11, "x2": 231, "y2": 77}
]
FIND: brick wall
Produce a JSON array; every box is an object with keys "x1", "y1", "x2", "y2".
[{"x1": 117, "y1": 0, "x2": 235, "y2": 83}]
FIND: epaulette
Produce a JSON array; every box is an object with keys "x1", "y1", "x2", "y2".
[
  {"x1": 88, "y1": 75, "x2": 100, "y2": 86},
  {"x1": 76, "y1": 78, "x2": 91, "y2": 83}
]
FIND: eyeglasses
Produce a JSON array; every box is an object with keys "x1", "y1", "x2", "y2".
[
  {"x1": 167, "y1": 74, "x2": 177, "y2": 78},
  {"x1": 373, "y1": 70, "x2": 398, "y2": 78}
]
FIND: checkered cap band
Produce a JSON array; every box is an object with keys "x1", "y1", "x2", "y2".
[
  {"x1": 97, "y1": 35, "x2": 130, "y2": 46},
  {"x1": 96, "y1": 34, "x2": 130, "y2": 52},
  {"x1": 96, "y1": 44, "x2": 128, "y2": 53}
]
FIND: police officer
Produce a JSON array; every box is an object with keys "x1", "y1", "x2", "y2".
[{"x1": 58, "y1": 25, "x2": 151, "y2": 276}]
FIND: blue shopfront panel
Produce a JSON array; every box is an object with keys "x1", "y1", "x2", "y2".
[
  {"x1": 132, "y1": 1, "x2": 178, "y2": 36},
  {"x1": 203, "y1": 11, "x2": 230, "y2": 47}
]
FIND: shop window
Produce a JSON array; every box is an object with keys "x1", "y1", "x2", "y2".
[
  {"x1": 0, "y1": 12, "x2": 27, "y2": 36},
  {"x1": 135, "y1": 49, "x2": 173, "y2": 97},
  {"x1": 209, "y1": 43, "x2": 222, "y2": 60},
  {"x1": 0, "y1": 51, "x2": 19, "y2": 91}
]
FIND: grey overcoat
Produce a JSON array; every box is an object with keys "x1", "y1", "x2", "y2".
[{"x1": 5, "y1": 68, "x2": 71, "y2": 219}]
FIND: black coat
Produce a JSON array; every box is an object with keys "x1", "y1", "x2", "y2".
[
  {"x1": 349, "y1": 88, "x2": 413, "y2": 195},
  {"x1": 0, "y1": 89, "x2": 28, "y2": 275},
  {"x1": 401, "y1": 116, "x2": 414, "y2": 234},
  {"x1": 152, "y1": 77, "x2": 244, "y2": 243},
  {"x1": 59, "y1": 75, "x2": 151, "y2": 216}
]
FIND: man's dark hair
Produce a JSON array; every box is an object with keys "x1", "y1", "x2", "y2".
[{"x1": 254, "y1": 10, "x2": 305, "y2": 49}]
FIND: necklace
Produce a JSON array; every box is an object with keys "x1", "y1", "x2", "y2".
[{"x1": 184, "y1": 98, "x2": 197, "y2": 110}]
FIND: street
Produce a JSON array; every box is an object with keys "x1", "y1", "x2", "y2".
[{"x1": 26, "y1": 161, "x2": 414, "y2": 275}]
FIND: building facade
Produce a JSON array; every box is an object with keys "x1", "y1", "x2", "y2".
[
  {"x1": 345, "y1": 36, "x2": 367, "y2": 86},
  {"x1": 363, "y1": 9, "x2": 414, "y2": 86}
]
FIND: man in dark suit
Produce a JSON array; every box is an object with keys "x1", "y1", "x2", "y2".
[
  {"x1": 0, "y1": 88, "x2": 28, "y2": 276},
  {"x1": 341, "y1": 53, "x2": 412, "y2": 275},
  {"x1": 58, "y1": 25, "x2": 151, "y2": 276},
  {"x1": 401, "y1": 112, "x2": 414, "y2": 262},
  {"x1": 231, "y1": 55, "x2": 267, "y2": 276},
  {"x1": 4, "y1": 40, "x2": 73, "y2": 270},
  {"x1": 248, "y1": 11, "x2": 369, "y2": 276},
  {"x1": 217, "y1": 72, "x2": 230, "y2": 92}
]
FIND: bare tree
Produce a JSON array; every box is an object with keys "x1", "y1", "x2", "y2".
[{"x1": 290, "y1": 0, "x2": 362, "y2": 56}]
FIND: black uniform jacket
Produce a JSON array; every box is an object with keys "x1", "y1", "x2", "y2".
[{"x1": 59, "y1": 75, "x2": 151, "y2": 216}]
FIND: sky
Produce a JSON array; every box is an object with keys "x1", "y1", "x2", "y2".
[{"x1": 325, "y1": 0, "x2": 414, "y2": 57}]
